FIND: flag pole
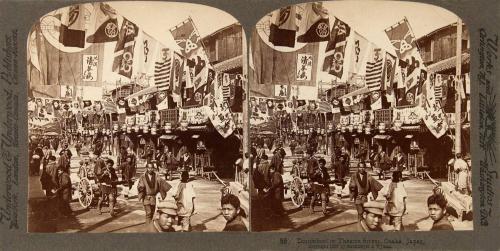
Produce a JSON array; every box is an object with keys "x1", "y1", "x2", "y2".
[{"x1": 454, "y1": 18, "x2": 462, "y2": 156}]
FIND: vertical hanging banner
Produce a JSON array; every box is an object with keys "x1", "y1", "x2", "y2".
[
  {"x1": 348, "y1": 32, "x2": 372, "y2": 76},
  {"x1": 154, "y1": 47, "x2": 173, "y2": 91},
  {"x1": 136, "y1": 31, "x2": 161, "y2": 75},
  {"x1": 365, "y1": 48, "x2": 385, "y2": 91},
  {"x1": 297, "y1": 2, "x2": 330, "y2": 43},
  {"x1": 422, "y1": 73, "x2": 448, "y2": 138},
  {"x1": 322, "y1": 17, "x2": 351, "y2": 80},
  {"x1": 112, "y1": 17, "x2": 139, "y2": 78},
  {"x1": 385, "y1": 18, "x2": 425, "y2": 106},
  {"x1": 269, "y1": 5, "x2": 297, "y2": 48},
  {"x1": 82, "y1": 54, "x2": 98, "y2": 81},
  {"x1": 296, "y1": 53, "x2": 313, "y2": 81},
  {"x1": 383, "y1": 52, "x2": 397, "y2": 90}
]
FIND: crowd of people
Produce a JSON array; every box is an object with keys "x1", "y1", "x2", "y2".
[
  {"x1": 251, "y1": 132, "x2": 463, "y2": 232},
  {"x1": 29, "y1": 133, "x2": 248, "y2": 232}
]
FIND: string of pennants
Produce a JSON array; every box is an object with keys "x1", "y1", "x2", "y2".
[
  {"x1": 29, "y1": 3, "x2": 242, "y2": 138},
  {"x1": 263, "y1": 3, "x2": 470, "y2": 139}
]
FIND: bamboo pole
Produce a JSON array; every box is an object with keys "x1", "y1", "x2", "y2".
[{"x1": 455, "y1": 19, "x2": 462, "y2": 155}]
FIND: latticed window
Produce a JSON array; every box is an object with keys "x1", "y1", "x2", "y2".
[
  {"x1": 160, "y1": 108, "x2": 179, "y2": 125},
  {"x1": 374, "y1": 109, "x2": 393, "y2": 125}
]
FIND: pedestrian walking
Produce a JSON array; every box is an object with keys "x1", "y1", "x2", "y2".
[
  {"x1": 349, "y1": 162, "x2": 383, "y2": 221},
  {"x1": 309, "y1": 158, "x2": 330, "y2": 215},
  {"x1": 56, "y1": 166, "x2": 72, "y2": 217},
  {"x1": 137, "y1": 162, "x2": 171, "y2": 224},
  {"x1": 384, "y1": 171, "x2": 407, "y2": 231},
  {"x1": 96, "y1": 159, "x2": 118, "y2": 216},
  {"x1": 174, "y1": 171, "x2": 196, "y2": 232},
  {"x1": 266, "y1": 165, "x2": 284, "y2": 216},
  {"x1": 119, "y1": 156, "x2": 136, "y2": 198}
]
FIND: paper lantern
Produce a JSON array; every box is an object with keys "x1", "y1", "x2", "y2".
[
  {"x1": 357, "y1": 124, "x2": 363, "y2": 133},
  {"x1": 365, "y1": 123, "x2": 372, "y2": 135},
  {"x1": 143, "y1": 125, "x2": 149, "y2": 133},
  {"x1": 341, "y1": 126, "x2": 346, "y2": 133},
  {"x1": 126, "y1": 126, "x2": 131, "y2": 134},
  {"x1": 180, "y1": 121, "x2": 188, "y2": 131},
  {"x1": 348, "y1": 125, "x2": 354, "y2": 132},
  {"x1": 151, "y1": 126, "x2": 157, "y2": 135},
  {"x1": 379, "y1": 123, "x2": 386, "y2": 134},
  {"x1": 134, "y1": 125, "x2": 140, "y2": 132},
  {"x1": 393, "y1": 121, "x2": 403, "y2": 131},
  {"x1": 121, "y1": 124, "x2": 127, "y2": 132}
]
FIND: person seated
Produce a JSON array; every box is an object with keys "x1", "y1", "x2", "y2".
[{"x1": 221, "y1": 194, "x2": 248, "y2": 231}]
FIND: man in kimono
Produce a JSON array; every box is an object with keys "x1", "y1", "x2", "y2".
[
  {"x1": 349, "y1": 161, "x2": 383, "y2": 221},
  {"x1": 137, "y1": 162, "x2": 171, "y2": 223}
]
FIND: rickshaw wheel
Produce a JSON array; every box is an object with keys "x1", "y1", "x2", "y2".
[
  {"x1": 78, "y1": 178, "x2": 93, "y2": 209},
  {"x1": 291, "y1": 176, "x2": 306, "y2": 208}
]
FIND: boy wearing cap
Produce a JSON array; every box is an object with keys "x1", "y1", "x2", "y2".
[
  {"x1": 149, "y1": 207, "x2": 178, "y2": 232},
  {"x1": 357, "y1": 201, "x2": 385, "y2": 232},
  {"x1": 427, "y1": 193, "x2": 454, "y2": 230},
  {"x1": 221, "y1": 194, "x2": 248, "y2": 231}
]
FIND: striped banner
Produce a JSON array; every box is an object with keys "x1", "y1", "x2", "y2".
[
  {"x1": 365, "y1": 48, "x2": 385, "y2": 91},
  {"x1": 154, "y1": 48, "x2": 173, "y2": 91}
]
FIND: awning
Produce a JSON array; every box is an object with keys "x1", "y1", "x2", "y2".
[
  {"x1": 213, "y1": 55, "x2": 243, "y2": 72},
  {"x1": 373, "y1": 135, "x2": 392, "y2": 140},
  {"x1": 427, "y1": 52, "x2": 470, "y2": 73},
  {"x1": 339, "y1": 86, "x2": 370, "y2": 99},
  {"x1": 159, "y1": 135, "x2": 178, "y2": 140},
  {"x1": 125, "y1": 86, "x2": 158, "y2": 100}
]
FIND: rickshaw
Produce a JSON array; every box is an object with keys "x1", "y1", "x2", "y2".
[
  {"x1": 287, "y1": 157, "x2": 346, "y2": 208},
  {"x1": 76, "y1": 157, "x2": 128, "y2": 209}
]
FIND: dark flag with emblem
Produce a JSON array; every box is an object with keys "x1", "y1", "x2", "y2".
[
  {"x1": 383, "y1": 52, "x2": 397, "y2": 90},
  {"x1": 116, "y1": 97, "x2": 128, "y2": 114},
  {"x1": 230, "y1": 74, "x2": 243, "y2": 113},
  {"x1": 59, "y1": 5, "x2": 86, "y2": 48},
  {"x1": 297, "y1": 2, "x2": 330, "y2": 43},
  {"x1": 269, "y1": 6, "x2": 297, "y2": 48},
  {"x1": 172, "y1": 52, "x2": 184, "y2": 95},
  {"x1": 112, "y1": 18, "x2": 139, "y2": 78},
  {"x1": 154, "y1": 47, "x2": 173, "y2": 91},
  {"x1": 86, "y1": 3, "x2": 119, "y2": 43},
  {"x1": 170, "y1": 18, "x2": 201, "y2": 58},
  {"x1": 322, "y1": 17, "x2": 350, "y2": 79},
  {"x1": 385, "y1": 18, "x2": 426, "y2": 105}
]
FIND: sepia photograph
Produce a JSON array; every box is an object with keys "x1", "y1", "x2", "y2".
[
  {"x1": 27, "y1": 1, "x2": 247, "y2": 233},
  {"x1": 249, "y1": 1, "x2": 472, "y2": 232}
]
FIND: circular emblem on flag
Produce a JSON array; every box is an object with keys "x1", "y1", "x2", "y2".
[
  {"x1": 63, "y1": 104, "x2": 70, "y2": 111},
  {"x1": 120, "y1": 52, "x2": 133, "y2": 73},
  {"x1": 105, "y1": 22, "x2": 118, "y2": 38},
  {"x1": 372, "y1": 91, "x2": 380, "y2": 100},
  {"x1": 130, "y1": 98, "x2": 137, "y2": 106},
  {"x1": 118, "y1": 99, "x2": 125, "y2": 106},
  {"x1": 194, "y1": 92, "x2": 202, "y2": 102},
  {"x1": 332, "y1": 99, "x2": 339, "y2": 106},
  {"x1": 158, "y1": 92, "x2": 166, "y2": 101},
  {"x1": 316, "y1": 22, "x2": 330, "y2": 38},
  {"x1": 277, "y1": 103, "x2": 284, "y2": 110},
  {"x1": 406, "y1": 92, "x2": 414, "y2": 103},
  {"x1": 332, "y1": 51, "x2": 344, "y2": 73},
  {"x1": 344, "y1": 98, "x2": 352, "y2": 106}
]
